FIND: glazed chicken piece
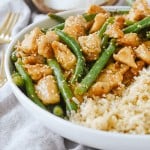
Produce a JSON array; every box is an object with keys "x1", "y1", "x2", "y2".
[
  {"x1": 89, "y1": 81, "x2": 112, "y2": 96},
  {"x1": 144, "y1": 41, "x2": 150, "y2": 49},
  {"x1": 63, "y1": 69, "x2": 74, "y2": 80},
  {"x1": 113, "y1": 47, "x2": 137, "y2": 68},
  {"x1": 52, "y1": 41, "x2": 76, "y2": 70},
  {"x1": 134, "y1": 44, "x2": 150, "y2": 64},
  {"x1": 123, "y1": 60, "x2": 145, "y2": 85},
  {"x1": 90, "y1": 13, "x2": 109, "y2": 33},
  {"x1": 127, "y1": 0, "x2": 150, "y2": 21},
  {"x1": 105, "y1": 23, "x2": 124, "y2": 39},
  {"x1": 86, "y1": 5, "x2": 109, "y2": 31},
  {"x1": 37, "y1": 35, "x2": 53, "y2": 59},
  {"x1": 24, "y1": 64, "x2": 52, "y2": 81},
  {"x1": 88, "y1": 63, "x2": 129, "y2": 96},
  {"x1": 63, "y1": 15, "x2": 87, "y2": 39},
  {"x1": 130, "y1": 60, "x2": 145, "y2": 76},
  {"x1": 35, "y1": 75, "x2": 60, "y2": 105},
  {"x1": 87, "y1": 5, "x2": 107, "y2": 14},
  {"x1": 114, "y1": 16, "x2": 125, "y2": 29},
  {"x1": 78, "y1": 33, "x2": 101, "y2": 61},
  {"x1": 19, "y1": 27, "x2": 43, "y2": 54},
  {"x1": 37, "y1": 31, "x2": 59, "y2": 58},
  {"x1": 105, "y1": 14, "x2": 126, "y2": 39},
  {"x1": 118, "y1": 33, "x2": 140, "y2": 47},
  {"x1": 22, "y1": 54, "x2": 45, "y2": 65},
  {"x1": 46, "y1": 30, "x2": 59, "y2": 42},
  {"x1": 15, "y1": 48, "x2": 28, "y2": 58}
]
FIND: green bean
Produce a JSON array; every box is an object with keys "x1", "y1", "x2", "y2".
[
  {"x1": 15, "y1": 59, "x2": 47, "y2": 110},
  {"x1": 124, "y1": 20, "x2": 135, "y2": 26},
  {"x1": 82, "y1": 13, "x2": 96, "y2": 22},
  {"x1": 41, "y1": 28, "x2": 48, "y2": 34},
  {"x1": 146, "y1": 31, "x2": 150, "y2": 39},
  {"x1": 48, "y1": 13, "x2": 65, "y2": 23},
  {"x1": 42, "y1": 23, "x2": 65, "y2": 33},
  {"x1": 11, "y1": 50, "x2": 17, "y2": 62},
  {"x1": 110, "y1": 10, "x2": 129, "y2": 16},
  {"x1": 123, "y1": 16, "x2": 150, "y2": 33},
  {"x1": 101, "y1": 35, "x2": 109, "y2": 49},
  {"x1": 12, "y1": 72, "x2": 24, "y2": 87},
  {"x1": 53, "y1": 105, "x2": 64, "y2": 117},
  {"x1": 74, "y1": 39, "x2": 116, "y2": 95},
  {"x1": 98, "y1": 17, "x2": 114, "y2": 38},
  {"x1": 55, "y1": 29, "x2": 85, "y2": 83},
  {"x1": 51, "y1": 23, "x2": 65, "y2": 31},
  {"x1": 47, "y1": 59, "x2": 78, "y2": 112}
]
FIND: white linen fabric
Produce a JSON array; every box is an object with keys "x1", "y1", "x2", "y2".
[{"x1": 0, "y1": 0, "x2": 125, "y2": 150}]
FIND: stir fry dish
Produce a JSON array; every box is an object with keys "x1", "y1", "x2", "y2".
[{"x1": 11, "y1": 0, "x2": 150, "y2": 134}]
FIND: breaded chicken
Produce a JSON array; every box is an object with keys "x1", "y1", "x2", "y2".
[
  {"x1": 35, "y1": 75, "x2": 60, "y2": 104},
  {"x1": 52, "y1": 41, "x2": 76, "y2": 70},
  {"x1": 78, "y1": 33, "x2": 101, "y2": 61},
  {"x1": 63, "y1": 15, "x2": 87, "y2": 39},
  {"x1": 19, "y1": 27, "x2": 43, "y2": 54},
  {"x1": 24, "y1": 64, "x2": 52, "y2": 81}
]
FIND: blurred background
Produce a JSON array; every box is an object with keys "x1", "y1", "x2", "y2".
[{"x1": 0, "y1": 0, "x2": 135, "y2": 14}]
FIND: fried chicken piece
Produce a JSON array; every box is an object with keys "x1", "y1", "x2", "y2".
[
  {"x1": 22, "y1": 54, "x2": 45, "y2": 65},
  {"x1": 118, "y1": 33, "x2": 140, "y2": 47},
  {"x1": 37, "y1": 31, "x2": 59, "y2": 58},
  {"x1": 90, "y1": 13, "x2": 108, "y2": 33},
  {"x1": 113, "y1": 47, "x2": 137, "y2": 68},
  {"x1": 123, "y1": 60, "x2": 145, "y2": 85},
  {"x1": 78, "y1": 33, "x2": 101, "y2": 61},
  {"x1": 88, "y1": 63, "x2": 129, "y2": 96},
  {"x1": 105, "y1": 23, "x2": 124, "y2": 39},
  {"x1": 35, "y1": 75, "x2": 60, "y2": 105},
  {"x1": 87, "y1": 5, "x2": 107, "y2": 14},
  {"x1": 127, "y1": 0, "x2": 150, "y2": 21},
  {"x1": 134, "y1": 44, "x2": 150, "y2": 64},
  {"x1": 52, "y1": 41, "x2": 76, "y2": 70},
  {"x1": 24, "y1": 64, "x2": 52, "y2": 81},
  {"x1": 19, "y1": 27, "x2": 43, "y2": 54},
  {"x1": 63, "y1": 15, "x2": 87, "y2": 39},
  {"x1": 37, "y1": 35, "x2": 53, "y2": 58}
]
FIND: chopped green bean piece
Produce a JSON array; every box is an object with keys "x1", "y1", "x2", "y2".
[
  {"x1": 83, "y1": 13, "x2": 96, "y2": 22},
  {"x1": 41, "y1": 28, "x2": 48, "y2": 34},
  {"x1": 11, "y1": 50, "x2": 17, "y2": 62},
  {"x1": 110, "y1": 10, "x2": 129, "y2": 16},
  {"x1": 124, "y1": 20, "x2": 135, "y2": 26},
  {"x1": 51, "y1": 23, "x2": 65, "y2": 31},
  {"x1": 123, "y1": 16, "x2": 150, "y2": 33},
  {"x1": 12, "y1": 72, "x2": 24, "y2": 87},
  {"x1": 101, "y1": 35, "x2": 109, "y2": 49},
  {"x1": 53, "y1": 105, "x2": 64, "y2": 117},
  {"x1": 146, "y1": 31, "x2": 150, "y2": 39},
  {"x1": 48, "y1": 13, "x2": 65, "y2": 23}
]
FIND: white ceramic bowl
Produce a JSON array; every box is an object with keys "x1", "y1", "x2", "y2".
[{"x1": 5, "y1": 6, "x2": 150, "y2": 150}]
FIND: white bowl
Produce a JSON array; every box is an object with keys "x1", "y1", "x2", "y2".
[{"x1": 5, "y1": 6, "x2": 150, "y2": 150}]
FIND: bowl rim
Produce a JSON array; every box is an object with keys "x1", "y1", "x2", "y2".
[{"x1": 5, "y1": 6, "x2": 150, "y2": 143}]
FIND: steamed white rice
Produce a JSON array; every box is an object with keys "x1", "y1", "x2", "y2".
[{"x1": 70, "y1": 67, "x2": 150, "y2": 134}]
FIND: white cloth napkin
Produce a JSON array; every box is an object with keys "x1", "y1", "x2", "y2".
[{"x1": 0, "y1": 0, "x2": 96, "y2": 150}]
